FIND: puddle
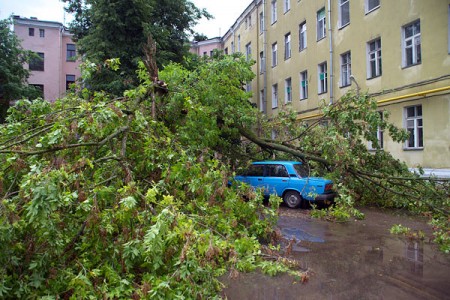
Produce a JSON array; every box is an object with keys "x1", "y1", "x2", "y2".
[{"x1": 222, "y1": 207, "x2": 450, "y2": 300}]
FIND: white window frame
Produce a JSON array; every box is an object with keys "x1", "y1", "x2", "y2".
[
  {"x1": 402, "y1": 20, "x2": 421, "y2": 67},
  {"x1": 246, "y1": 81, "x2": 252, "y2": 93},
  {"x1": 271, "y1": 0, "x2": 278, "y2": 24},
  {"x1": 318, "y1": 62, "x2": 327, "y2": 94},
  {"x1": 245, "y1": 42, "x2": 252, "y2": 61},
  {"x1": 300, "y1": 70, "x2": 308, "y2": 100},
  {"x1": 340, "y1": 51, "x2": 351, "y2": 87},
  {"x1": 404, "y1": 105, "x2": 423, "y2": 149},
  {"x1": 260, "y1": 51, "x2": 265, "y2": 74},
  {"x1": 284, "y1": 33, "x2": 291, "y2": 60},
  {"x1": 272, "y1": 42, "x2": 278, "y2": 67},
  {"x1": 299, "y1": 21, "x2": 307, "y2": 51},
  {"x1": 238, "y1": 35, "x2": 241, "y2": 52},
  {"x1": 317, "y1": 8, "x2": 326, "y2": 41},
  {"x1": 339, "y1": 0, "x2": 350, "y2": 28},
  {"x1": 285, "y1": 77, "x2": 292, "y2": 103},
  {"x1": 284, "y1": 0, "x2": 290, "y2": 13},
  {"x1": 367, "y1": 38, "x2": 382, "y2": 78},
  {"x1": 365, "y1": 0, "x2": 380, "y2": 14},
  {"x1": 272, "y1": 84, "x2": 278, "y2": 109},
  {"x1": 260, "y1": 12, "x2": 264, "y2": 34}
]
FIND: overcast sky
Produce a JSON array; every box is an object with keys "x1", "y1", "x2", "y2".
[{"x1": 0, "y1": 0, "x2": 252, "y2": 38}]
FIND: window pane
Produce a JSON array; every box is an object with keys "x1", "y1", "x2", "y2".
[
  {"x1": 418, "y1": 128, "x2": 423, "y2": 147},
  {"x1": 406, "y1": 107, "x2": 415, "y2": 117},
  {"x1": 417, "y1": 105, "x2": 422, "y2": 116}
]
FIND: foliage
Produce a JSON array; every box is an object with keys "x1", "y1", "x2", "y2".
[
  {"x1": 390, "y1": 224, "x2": 426, "y2": 240},
  {"x1": 0, "y1": 51, "x2": 448, "y2": 297},
  {"x1": 0, "y1": 17, "x2": 41, "y2": 123},
  {"x1": 0, "y1": 55, "x2": 304, "y2": 298},
  {"x1": 63, "y1": 0, "x2": 212, "y2": 94}
]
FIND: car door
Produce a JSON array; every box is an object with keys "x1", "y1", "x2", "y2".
[
  {"x1": 264, "y1": 164, "x2": 290, "y2": 196},
  {"x1": 239, "y1": 164, "x2": 266, "y2": 192}
]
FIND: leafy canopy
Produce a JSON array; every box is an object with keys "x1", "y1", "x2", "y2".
[{"x1": 63, "y1": 0, "x2": 212, "y2": 94}]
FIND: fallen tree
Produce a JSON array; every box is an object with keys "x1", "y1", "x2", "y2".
[{"x1": 0, "y1": 53, "x2": 448, "y2": 298}]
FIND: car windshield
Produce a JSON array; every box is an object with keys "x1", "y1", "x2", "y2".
[{"x1": 293, "y1": 163, "x2": 310, "y2": 178}]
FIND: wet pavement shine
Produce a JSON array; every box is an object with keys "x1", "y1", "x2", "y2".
[{"x1": 222, "y1": 207, "x2": 450, "y2": 300}]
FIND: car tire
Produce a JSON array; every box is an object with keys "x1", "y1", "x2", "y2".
[{"x1": 283, "y1": 191, "x2": 302, "y2": 208}]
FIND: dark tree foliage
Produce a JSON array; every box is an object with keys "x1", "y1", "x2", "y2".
[
  {"x1": 63, "y1": 0, "x2": 211, "y2": 95},
  {"x1": 0, "y1": 18, "x2": 41, "y2": 123}
]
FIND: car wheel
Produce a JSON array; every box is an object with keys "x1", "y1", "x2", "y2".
[{"x1": 283, "y1": 191, "x2": 302, "y2": 208}]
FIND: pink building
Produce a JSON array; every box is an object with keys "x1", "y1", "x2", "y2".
[
  {"x1": 190, "y1": 37, "x2": 223, "y2": 57},
  {"x1": 13, "y1": 16, "x2": 81, "y2": 102}
]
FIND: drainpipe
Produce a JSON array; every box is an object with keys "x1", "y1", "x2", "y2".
[
  {"x1": 327, "y1": 0, "x2": 334, "y2": 105},
  {"x1": 59, "y1": 25, "x2": 63, "y2": 101},
  {"x1": 262, "y1": 0, "x2": 267, "y2": 114}
]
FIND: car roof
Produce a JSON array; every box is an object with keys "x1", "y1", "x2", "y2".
[{"x1": 252, "y1": 161, "x2": 302, "y2": 165}]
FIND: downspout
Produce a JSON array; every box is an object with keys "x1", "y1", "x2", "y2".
[
  {"x1": 59, "y1": 25, "x2": 63, "y2": 101},
  {"x1": 262, "y1": 0, "x2": 267, "y2": 114},
  {"x1": 327, "y1": 0, "x2": 334, "y2": 105}
]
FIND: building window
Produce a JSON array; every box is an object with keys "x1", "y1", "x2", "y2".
[
  {"x1": 317, "y1": 8, "x2": 326, "y2": 41},
  {"x1": 249, "y1": 15, "x2": 252, "y2": 28},
  {"x1": 318, "y1": 62, "x2": 327, "y2": 94},
  {"x1": 284, "y1": 0, "x2": 290, "y2": 13},
  {"x1": 339, "y1": 0, "x2": 350, "y2": 28},
  {"x1": 299, "y1": 22, "x2": 307, "y2": 51},
  {"x1": 246, "y1": 82, "x2": 252, "y2": 93},
  {"x1": 300, "y1": 70, "x2": 308, "y2": 100},
  {"x1": 271, "y1": 0, "x2": 277, "y2": 24},
  {"x1": 260, "y1": 51, "x2": 265, "y2": 73},
  {"x1": 245, "y1": 43, "x2": 252, "y2": 61},
  {"x1": 39, "y1": 29, "x2": 45, "y2": 38},
  {"x1": 272, "y1": 84, "x2": 278, "y2": 109},
  {"x1": 29, "y1": 52, "x2": 44, "y2": 71},
  {"x1": 366, "y1": 0, "x2": 380, "y2": 13},
  {"x1": 224, "y1": 48, "x2": 228, "y2": 55},
  {"x1": 260, "y1": 12, "x2": 264, "y2": 34},
  {"x1": 284, "y1": 33, "x2": 291, "y2": 60},
  {"x1": 28, "y1": 28, "x2": 34, "y2": 36},
  {"x1": 203, "y1": 51, "x2": 207, "y2": 57},
  {"x1": 238, "y1": 35, "x2": 241, "y2": 52},
  {"x1": 231, "y1": 42, "x2": 235, "y2": 53},
  {"x1": 367, "y1": 38, "x2": 382, "y2": 78},
  {"x1": 403, "y1": 20, "x2": 421, "y2": 67},
  {"x1": 368, "y1": 111, "x2": 384, "y2": 150},
  {"x1": 260, "y1": 89, "x2": 265, "y2": 112},
  {"x1": 272, "y1": 42, "x2": 278, "y2": 67},
  {"x1": 405, "y1": 105, "x2": 423, "y2": 149},
  {"x1": 340, "y1": 51, "x2": 351, "y2": 87},
  {"x1": 66, "y1": 44, "x2": 76, "y2": 61},
  {"x1": 66, "y1": 75, "x2": 76, "y2": 91},
  {"x1": 245, "y1": 18, "x2": 248, "y2": 29},
  {"x1": 285, "y1": 78, "x2": 292, "y2": 103}
]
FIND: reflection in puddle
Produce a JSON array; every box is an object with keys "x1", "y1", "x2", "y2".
[
  {"x1": 222, "y1": 208, "x2": 450, "y2": 300},
  {"x1": 405, "y1": 241, "x2": 424, "y2": 277},
  {"x1": 281, "y1": 227, "x2": 325, "y2": 243}
]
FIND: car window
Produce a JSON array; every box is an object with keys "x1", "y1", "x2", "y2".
[
  {"x1": 266, "y1": 164, "x2": 289, "y2": 177},
  {"x1": 245, "y1": 165, "x2": 265, "y2": 176},
  {"x1": 293, "y1": 163, "x2": 309, "y2": 178}
]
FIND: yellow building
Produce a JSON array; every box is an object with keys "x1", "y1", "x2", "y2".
[{"x1": 194, "y1": 0, "x2": 450, "y2": 171}]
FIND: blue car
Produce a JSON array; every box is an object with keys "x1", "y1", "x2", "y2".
[{"x1": 234, "y1": 161, "x2": 336, "y2": 208}]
